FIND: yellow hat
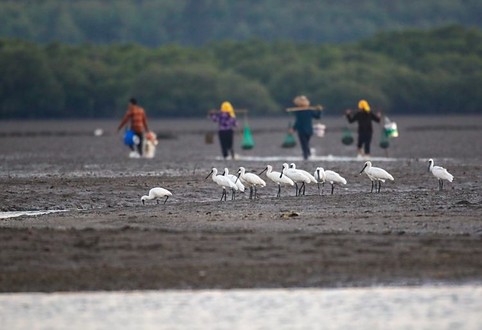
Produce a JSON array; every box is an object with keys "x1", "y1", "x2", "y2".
[
  {"x1": 358, "y1": 99, "x2": 370, "y2": 112},
  {"x1": 220, "y1": 101, "x2": 235, "y2": 118}
]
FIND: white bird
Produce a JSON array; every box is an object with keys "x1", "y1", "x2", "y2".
[
  {"x1": 281, "y1": 163, "x2": 310, "y2": 196},
  {"x1": 428, "y1": 159, "x2": 454, "y2": 191},
  {"x1": 236, "y1": 166, "x2": 266, "y2": 199},
  {"x1": 289, "y1": 163, "x2": 317, "y2": 196},
  {"x1": 206, "y1": 167, "x2": 238, "y2": 201},
  {"x1": 141, "y1": 187, "x2": 172, "y2": 205},
  {"x1": 259, "y1": 165, "x2": 294, "y2": 197},
  {"x1": 223, "y1": 167, "x2": 245, "y2": 200},
  {"x1": 359, "y1": 161, "x2": 394, "y2": 193},
  {"x1": 314, "y1": 167, "x2": 347, "y2": 195}
]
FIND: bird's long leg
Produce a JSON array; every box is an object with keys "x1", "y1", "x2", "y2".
[
  {"x1": 231, "y1": 189, "x2": 235, "y2": 200},
  {"x1": 331, "y1": 184, "x2": 335, "y2": 195},
  {"x1": 294, "y1": 183, "x2": 299, "y2": 196},
  {"x1": 157, "y1": 199, "x2": 160, "y2": 204},
  {"x1": 220, "y1": 189, "x2": 226, "y2": 201},
  {"x1": 440, "y1": 179, "x2": 444, "y2": 191},
  {"x1": 164, "y1": 196, "x2": 169, "y2": 204},
  {"x1": 317, "y1": 182, "x2": 321, "y2": 195},
  {"x1": 371, "y1": 181, "x2": 374, "y2": 193},
  {"x1": 249, "y1": 187, "x2": 253, "y2": 199},
  {"x1": 302, "y1": 182, "x2": 306, "y2": 195},
  {"x1": 378, "y1": 181, "x2": 382, "y2": 193},
  {"x1": 277, "y1": 185, "x2": 281, "y2": 198},
  {"x1": 322, "y1": 182, "x2": 325, "y2": 196},
  {"x1": 297, "y1": 182, "x2": 305, "y2": 196}
]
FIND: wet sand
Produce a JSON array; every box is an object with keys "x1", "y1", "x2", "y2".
[{"x1": 0, "y1": 116, "x2": 481, "y2": 292}]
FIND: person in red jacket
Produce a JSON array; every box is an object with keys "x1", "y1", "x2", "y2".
[{"x1": 117, "y1": 98, "x2": 149, "y2": 156}]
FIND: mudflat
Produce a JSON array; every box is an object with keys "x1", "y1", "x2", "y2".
[{"x1": 0, "y1": 116, "x2": 481, "y2": 292}]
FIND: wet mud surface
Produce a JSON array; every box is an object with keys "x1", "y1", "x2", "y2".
[{"x1": 0, "y1": 116, "x2": 481, "y2": 292}]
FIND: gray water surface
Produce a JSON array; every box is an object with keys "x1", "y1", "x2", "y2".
[{"x1": 1, "y1": 285, "x2": 480, "y2": 330}]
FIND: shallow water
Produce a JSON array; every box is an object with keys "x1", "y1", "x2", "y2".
[
  {"x1": 0, "y1": 210, "x2": 68, "y2": 219},
  {"x1": 1, "y1": 285, "x2": 480, "y2": 330}
]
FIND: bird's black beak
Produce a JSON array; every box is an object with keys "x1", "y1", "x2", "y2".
[
  {"x1": 279, "y1": 167, "x2": 284, "y2": 178},
  {"x1": 142, "y1": 200, "x2": 145, "y2": 205},
  {"x1": 259, "y1": 167, "x2": 267, "y2": 176},
  {"x1": 316, "y1": 170, "x2": 320, "y2": 181},
  {"x1": 205, "y1": 171, "x2": 213, "y2": 180},
  {"x1": 359, "y1": 164, "x2": 367, "y2": 175},
  {"x1": 235, "y1": 172, "x2": 241, "y2": 183}
]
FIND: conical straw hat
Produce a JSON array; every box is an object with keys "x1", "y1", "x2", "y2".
[{"x1": 293, "y1": 95, "x2": 310, "y2": 107}]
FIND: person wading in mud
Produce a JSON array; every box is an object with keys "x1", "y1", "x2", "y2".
[
  {"x1": 117, "y1": 98, "x2": 150, "y2": 157},
  {"x1": 209, "y1": 101, "x2": 237, "y2": 160},
  {"x1": 345, "y1": 99, "x2": 381, "y2": 159}
]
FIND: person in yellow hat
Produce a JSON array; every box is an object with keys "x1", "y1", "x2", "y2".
[
  {"x1": 209, "y1": 101, "x2": 237, "y2": 159},
  {"x1": 345, "y1": 99, "x2": 381, "y2": 158}
]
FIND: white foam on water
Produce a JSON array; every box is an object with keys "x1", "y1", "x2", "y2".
[
  {"x1": 0, "y1": 210, "x2": 68, "y2": 219},
  {"x1": 0, "y1": 285, "x2": 480, "y2": 330}
]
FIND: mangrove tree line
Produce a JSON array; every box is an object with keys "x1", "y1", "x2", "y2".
[{"x1": 0, "y1": 25, "x2": 481, "y2": 118}]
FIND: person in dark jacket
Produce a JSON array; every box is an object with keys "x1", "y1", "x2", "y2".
[
  {"x1": 345, "y1": 99, "x2": 381, "y2": 158},
  {"x1": 290, "y1": 95, "x2": 322, "y2": 160},
  {"x1": 209, "y1": 101, "x2": 237, "y2": 159}
]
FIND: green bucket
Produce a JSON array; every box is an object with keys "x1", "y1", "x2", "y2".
[
  {"x1": 379, "y1": 131, "x2": 390, "y2": 149},
  {"x1": 282, "y1": 132, "x2": 296, "y2": 148},
  {"x1": 341, "y1": 127, "x2": 354, "y2": 145},
  {"x1": 241, "y1": 125, "x2": 255, "y2": 150}
]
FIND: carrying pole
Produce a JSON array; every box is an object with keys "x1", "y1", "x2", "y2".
[{"x1": 285, "y1": 105, "x2": 324, "y2": 112}]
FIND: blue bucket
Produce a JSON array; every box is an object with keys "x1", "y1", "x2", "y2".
[{"x1": 123, "y1": 130, "x2": 135, "y2": 146}]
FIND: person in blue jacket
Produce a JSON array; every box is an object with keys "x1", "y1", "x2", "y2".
[{"x1": 289, "y1": 95, "x2": 322, "y2": 160}]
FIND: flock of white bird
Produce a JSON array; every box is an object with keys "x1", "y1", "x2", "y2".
[{"x1": 141, "y1": 158, "x2": 454, "y2": 204}]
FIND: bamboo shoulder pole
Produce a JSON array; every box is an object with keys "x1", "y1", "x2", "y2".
[
  {"x1": 285, "y1": 105, "x2": 323, "y2": 112},
  {"x1": 208, "y1": 109, "x2": 248, "y2": 114}
]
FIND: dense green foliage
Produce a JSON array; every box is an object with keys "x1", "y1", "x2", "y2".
[
  {"x1": 0, "y1": 0, "x2": 481, "y2": 46},
  {"x1": 1, "y1": 25, "x2": 481, "y2": 118}
]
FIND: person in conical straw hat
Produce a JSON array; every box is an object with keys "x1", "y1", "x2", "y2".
[
  {"x1": 345, "y1": 99, "x2": 381, "y2": 159},
  {"x1": 209, "y1": 101, "x2": 237, "y2": 159},
  {"x1": 289, "y1": 95, "x2": 322, "y2": 160}
]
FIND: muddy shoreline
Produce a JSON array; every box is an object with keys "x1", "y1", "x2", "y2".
[{"x1": 1, "y1": 117, "x2": 481, "y2": 292}]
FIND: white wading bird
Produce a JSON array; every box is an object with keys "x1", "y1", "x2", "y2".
[
  {"x1": 259, "y1": 165, "x2": 294, "y2": 198},
  {"x1": 141, "y1": 187, "x2": 172, "y2": 205},
  {"x1": 359, "y1": 161, "x2": 394, "y2": 193},
  {"x1": 289, "y1": 163, "x2": 317, "y2": 196},
  {"x1": 281, "y1": 163, "x2": 310, "y2": 196},
  {"x1": 223, "y1": 167, "x2": 245, "y2": 200},
  {"x1": 236, "y1": 166, "x2": 266, "y2": 199},
  {"x1": 206, "y1": 167, "x2": 238, "y2": 201},
  {"x1": 428, "y1": 158, "x2": 454, "y2": 190},
  {"x1": 314, "y1": 167, "x2": 347, "y2": 195}
]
